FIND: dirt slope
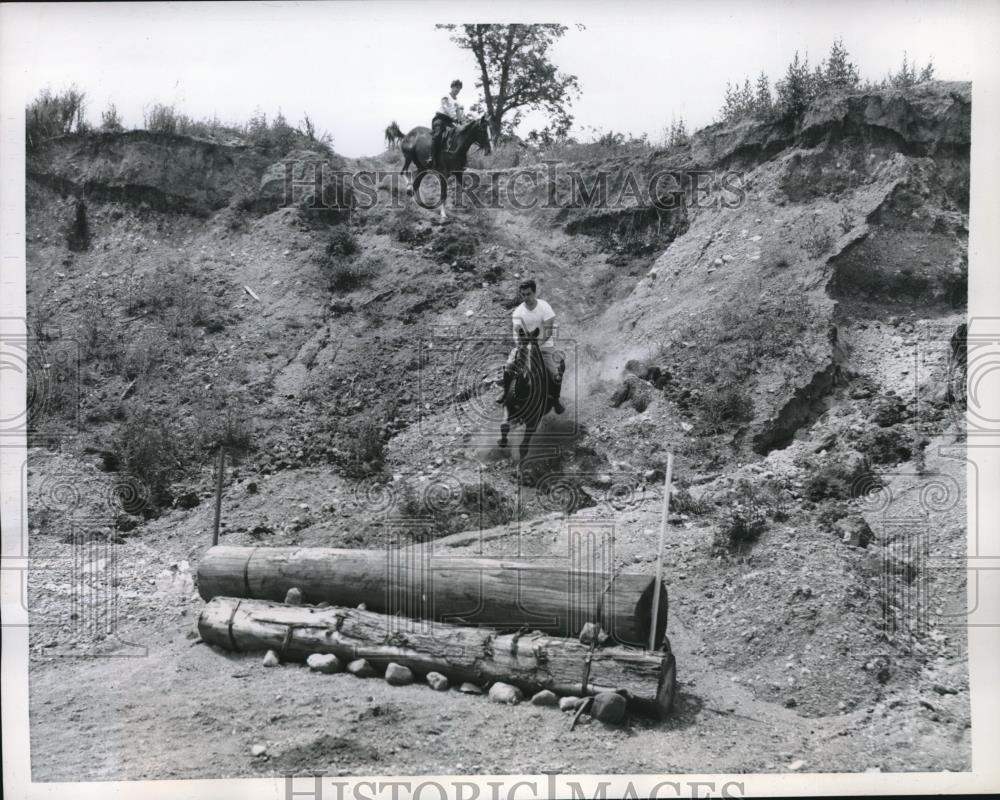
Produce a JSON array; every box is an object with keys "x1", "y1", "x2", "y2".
[{"x1": 24, "y1": 80, "x2": 970, "y2": 779}]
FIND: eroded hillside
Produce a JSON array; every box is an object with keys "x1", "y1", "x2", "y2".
[{"x1": 24, "y1": 80, "x2": 971, "y2": 777}]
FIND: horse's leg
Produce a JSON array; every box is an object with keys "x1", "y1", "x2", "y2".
[
  {"x1": 499, "y1": 406, "x2": 510, "y2": 448},
  {"x1": 401, "y1": 155, "x2": 413, "y2": 194},
  {"x1": 519, "y1": 420, "x2": 536, "y2": 464},
  {"x1": 440, "y1": 173, "x2": 448, "y2": 221}
]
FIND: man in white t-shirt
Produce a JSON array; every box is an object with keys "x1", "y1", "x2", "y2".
[
  {"x1": 431, "y1": 79, "x2": 465, "y2": 171},
  {"x1": 497, "y1": 279, "x2": 565, "y2": 414}
]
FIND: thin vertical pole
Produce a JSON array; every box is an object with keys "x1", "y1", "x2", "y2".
[
  {"x1": 648, "y1": 452, "x2": 674, "y2": 651},
  {"x1": 212, "y1": 444, "x2": 225, "y2": 547}
]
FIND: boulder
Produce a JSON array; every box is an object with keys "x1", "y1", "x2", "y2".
[
  {"x1": 262, "y1": 650, "x2": 280, "y2": 667},
  {"x1": 591, "y1": 692, "x2": 627, "y2": 724},
  {"x1": 306, "y1": 653, "x2": 341, "y2": 674},
  {"x1": 385, "y1": 663, "x2": 415, "y2": 686},
  {"x1": 347, "y1": 658, "x2": 376, "y2": 678},
  {"x1": 427, "y1": 672, "x2": 450, "y2": 691},
  {"x1": 530, "y1": 690, "x2": 559, "y2": 707},
  {"x1": 559, "y1": 696, "x2": 582, "y2": 712},
  {"x1": 488, "y1": 682, "x2": 523, "y2": 705}
]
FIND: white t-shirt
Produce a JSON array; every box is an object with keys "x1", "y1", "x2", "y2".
[
  {"x1": 512, "y1": 299, "x2": 556, "y2": 349},
  {"x1": 439, "y1": 96, "x2": 465, "y2": 122}
]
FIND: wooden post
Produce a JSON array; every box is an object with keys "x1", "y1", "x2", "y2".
[
  {"x1": 211, "y1": 445, "x2": 225, "y2": 546},
  {"x1": 648, "y1": 452, "x2": 673, "y2": 651}
]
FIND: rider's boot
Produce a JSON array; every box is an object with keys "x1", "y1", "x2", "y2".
[
  {"x1": 430, "y1": 132, "x2": 442, "y2": 171},
  {"x1": 549, "y1": 377, "x2": 565, "y2": 415}
]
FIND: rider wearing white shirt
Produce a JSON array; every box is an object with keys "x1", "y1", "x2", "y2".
[
  {"x1": 498, "y1": 279, "x2": 566, "y2": 414},
  {"x1": 431, "y1": 79, "x2": 465, "y2": 170}
]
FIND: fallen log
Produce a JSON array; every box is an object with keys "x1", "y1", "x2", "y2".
[
  {"x1": 198, "y1": 546, "x2": 668, "y2": 648},
  {"x1": 199, "y1": 596, "x2": 677, "y2": 718}
]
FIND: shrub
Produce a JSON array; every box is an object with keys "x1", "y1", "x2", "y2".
[
  {"x1": 802, "y1": 225, "x2": 835, "y2": 257},
  {"x1": 326, "y1": 227, "x2": 358, "y2": 257},
  {"x1": 100, "y1": 103, "x2": 124, "y2": 132},
  {"x1": 803, "y1": 453, "x2": 880, "y2": 501},
  {"x1": 669, "y1": 484, "x2": 710, "y2": 516},
  {"x1": 144, "y1": 103, "x2": 179, "y2": 134},
  {"x1": 111, "y1": 405, "x2": 187, "y2": 513},
  {"x1": 857, "y1": 425, "x2": 913, "y2": 465},
  {"x1": 321, "y1": 257, "x2": 372, "y2": 293},
  {"x1": 26, "y1": 86, "x2": 86, "y2": 148},
  {"x1": 697, "y1": 386, "x2": 754, "y2": 434},
  {"x1": 715, "y1": 479, "x2": 768, "y2": 550},
  {"x1": 339, "y1": 408, "x2": 389, "y2": 477}
]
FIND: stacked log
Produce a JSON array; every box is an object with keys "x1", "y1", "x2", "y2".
[
  {"x1": 197, "y1": 546, "x2": 668, "y2": 649},
  {"x1": 199, "y1": 596, "x2": 677, "y2": 718}
]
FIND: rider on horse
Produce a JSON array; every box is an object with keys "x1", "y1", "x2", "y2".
[
  {"x1": 431, "y1": 79, "x2": 466, "y2": 171},
  {"x1": 497, "y1": 279, "x2": 566, "y2": 415}
]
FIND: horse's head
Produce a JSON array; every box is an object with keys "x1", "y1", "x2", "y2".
[
  {"x1": 473, "y1": 115, "x2": 492, "y2": 156},
  {"x1": 512, "y1": 327, "x2": 542, "y2": 377}
]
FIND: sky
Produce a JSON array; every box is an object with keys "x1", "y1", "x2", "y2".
[{"x1": 0, "y1": 0, "x2": 991, "y2": 157}]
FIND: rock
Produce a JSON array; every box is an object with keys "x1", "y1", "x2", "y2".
[
  {"x1": 591, "y1": 692, "x2": 627, "y2": 724},
  {"x1": 251, "y1": 744, "x2": 267, "y2": 757},
  {"x1": 347, "y1": 658, "x2": 375, "y2": 678},
  {"x1": 530, "y1": 690, "x2": 559, "y2": 707},
  {"x1": 488, "y1": 682, "x2": 523, "y2": 705},
  {"x1": 306, "y1": 653, "x2": 341, "y2": 674},
  {"x1": 559, "y1": 696, "x2": 582, "y2": 712},
  {"x1": 833, "y1": 514, "x2": 874, "y2": 548},
  {"x1": 933, "y1": 683, "x2": 958, "y2": 695},
  {"x1": 258, "y1": 149, "x2": 351, "y2": 214},
  {"x1": 262, "y1": 650, "x2": 280, "y2": 667},
  {"x1": 623, "y1": 359, "x2": 662, "y2": 384},
  {"x1": 385, "y1": 663, "x2": 414, "y2": 686},
  {"x1": 578, "y1": 622, "x2": 609, "y2": 646},
  {"x1": 784, "y1": 697, "x2": 797, "y2": 708},
  {"x1": 426, "y1": 672, "x2": 450, "y2": 691},
  {"x1": 788, "y1": 760, "x2": 806, "y2": 771},
  {"x1": 284, "y1": 587, "x2": 303, "y2": 605},
  {"x1": 459, "y1": 682, "x2": 483, "y2": 695}
]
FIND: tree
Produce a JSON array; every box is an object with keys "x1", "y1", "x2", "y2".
[
  {"x1": 670, "y1": 115, "x2": 689, "y2": 146},
  {"x1": 26, "y1": 86, "x2": 87, "y2": 148},
  {"x1": 824, "y1": 38, "x2": 860, "y2": 90},
  {"x1": 438, "y1": 24, "x2": 581, "y2": 141},
  {"x1": 775, "y1": 51, "x2": 813, "y2": 120},
  {"x1": 100, "y1": 103, "x2": 123, "y2": 132},
  {"x1": 753, "y1": 72, "x2": 773, "y2": 116}
]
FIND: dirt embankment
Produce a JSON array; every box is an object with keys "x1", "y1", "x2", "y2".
[{"x1": 24, "y1": 81, "x2": 971, "y2": 779}]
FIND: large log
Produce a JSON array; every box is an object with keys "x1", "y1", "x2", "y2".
[
  {"x1": 198, "y1": 546, "x2": 668, "y2": 649},
  {"x1": 199, "y1": 596, "x2": 677, "y2": 718}
]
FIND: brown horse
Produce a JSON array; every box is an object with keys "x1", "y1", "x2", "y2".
[{"x1": 394, "y1": 116, "x2": 492, "y2": 219}]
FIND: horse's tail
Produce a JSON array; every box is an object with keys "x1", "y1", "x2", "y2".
[{"x1": 384, "y1": 120, "x2": 404, "y2": 149}]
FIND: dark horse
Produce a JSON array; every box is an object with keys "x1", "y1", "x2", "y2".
[
  {"x1": 499, "y1": 328, "x2": 557, "y2": 463},
  {"x1": 393, "y1": 116, "x2": 492, "y2": 220}
]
